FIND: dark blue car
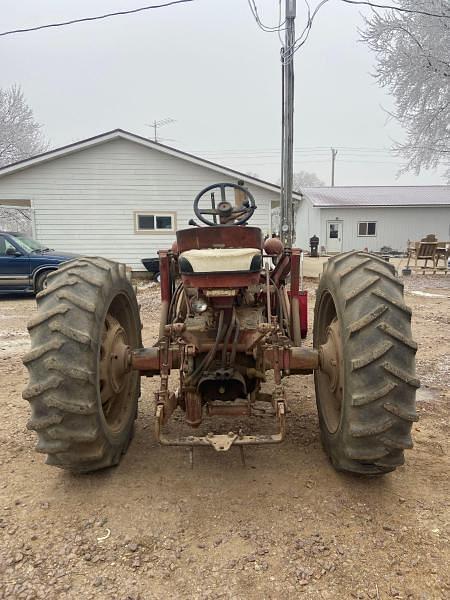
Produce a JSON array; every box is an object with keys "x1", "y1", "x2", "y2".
[{"x1": 0, "y1": 231, "x2": 77, "y2": 294}]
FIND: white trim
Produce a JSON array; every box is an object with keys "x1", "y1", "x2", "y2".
[
  {"x1": 0, "y1": 199, "x2": 31, "y2": 208},
  {"x1": 357, "y1": 221, "x2": 377, "y2": 237},
  {"x1": 30, "y1": 198, "x2": 37, "y2": 238},
  {"x1": 134, "y1": 211, "x2": 176, "y2": 233},
  {"x1": 326, "y1": 220, "x2": 343, "y2": 252}
]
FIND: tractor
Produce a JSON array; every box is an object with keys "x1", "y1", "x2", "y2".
[{"x1": 23, "y1": 182, "x2": 418, "y2": 474}]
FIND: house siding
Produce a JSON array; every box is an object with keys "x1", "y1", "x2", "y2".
[
  {"x1": 319, "y1": 206, "x2": 450, "y2": 253},
  {"x1": 295, "y1": 196, "x2": 321, "y2": 249},
  {"x1": 0, "y1": 139, "x2": 274, "y2": 270}
]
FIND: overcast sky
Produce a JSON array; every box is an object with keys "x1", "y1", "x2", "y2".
[{"x1": 1, "y1": 0, "x2": 447, "y2": 186}]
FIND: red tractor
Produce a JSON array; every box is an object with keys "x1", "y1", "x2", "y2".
[{"x1": 23, "y1": 182, "x2": 418, "y2": 474}]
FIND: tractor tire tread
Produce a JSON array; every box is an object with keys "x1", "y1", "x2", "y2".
[
  {"x1": 314, "y1": 251, "x2": 418, "y2": 475},
  {"x1": 348, "y1": 304, "x2": 388, "y2": 335},
  {"x1": 23, "y1": 257, "x2": 141, "y2": 473},
  {"x1": 344, "y1": 275, "x2": 380, "y2": 304}
]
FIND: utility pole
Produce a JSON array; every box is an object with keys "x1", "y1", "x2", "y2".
[
  {"x1": 145, "y1": 117, "x2": 175, "y2": 143},
  {"x1": 280, "y1": 0, "x2": 296, "y2": 249},
  {"x1": 331, "y1": 148, "x2": 338, "y2": 186}
]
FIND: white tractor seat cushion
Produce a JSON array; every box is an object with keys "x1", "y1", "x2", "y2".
[{"x1": 179, "y1": 248, "x2": 261, "y2": 273}]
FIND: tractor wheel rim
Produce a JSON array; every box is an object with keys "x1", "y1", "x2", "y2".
[
  {"x1": 319, "y1": 319, "x2": 342, "y2": 397},
  {"x1": 99, "y1": 313, "x2": 131, "y2": 430},
  {"x1": 316, "y1": 293, "x2": 344, "y2": 434}
]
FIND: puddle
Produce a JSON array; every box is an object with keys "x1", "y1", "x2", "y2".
[
  {"x1": 410, "y1": 290, "x2": 450, "y2": 299},
  {"x1": 417, "y1": 387, "x2": 442, "y2": 403},
  {"x1": 0, "y1": 336, "x2": 29, "y2": 358}
]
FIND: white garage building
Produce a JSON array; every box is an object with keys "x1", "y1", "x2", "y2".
[
  {"x1": 0, "y1": 129, "x2": 296, "y2": 271},
  {"x1": 295, "y1": 186, "x2": 450, "y2": 253}
]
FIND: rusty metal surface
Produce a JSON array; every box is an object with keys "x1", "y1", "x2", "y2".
[
  {"x1": 176, "y1": 226, "x2": 263, "y2": 253},
  {"x1": 158, "y1": 251, "x2": 171, "y2": 303},
  {"x1": 271, "y1": 252, "x2": 291, "y2": 285},
  {"x1": 185, "y1": 389, "x2": 203, "y2": 427},
  {"x1": 146, "y1": 229, "x2": 316, "y2": 438},
  {"x1": 289, "y1": 346, "x2": 319, "y2": 371},
  {"x1": 99, "y1": 314, "x2": 132, "y2": 428},
  {"x1": 180, "y1": 271, "x2": 261, "y2": 289},
  {"x1": 206, "y1": 402, "x2": 250, "y2": 417},
  {"x1": 131, "y1": 346, "x2": 182, "y2": 373},
  {"x1": 317, "y1": 317, "x2": 343, "y2": 433},
  {"x1": 155, "y1": 397, "x2": 286, "y2": 450}
]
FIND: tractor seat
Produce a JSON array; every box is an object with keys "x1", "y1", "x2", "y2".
[{"x1": 178, "y1": 248, "x2": 262, "y2": 274}]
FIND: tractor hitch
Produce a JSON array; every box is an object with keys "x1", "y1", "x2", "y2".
[{"x1": 154, "y1": 396, "x2": 286, "y2": 451}]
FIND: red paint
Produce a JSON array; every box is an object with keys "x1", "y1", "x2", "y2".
[
  {"x1": 264, "y1": 237, "x2": 284, "y2": 256},
  {"x1": 176, "y1": 225, "x2": 263, "y2": 253},
  {"x1": 158, "y1": 250, "x2": 171, "y2": 302},
  {"x1": 299, "y1": 291, "x2": 308, "y2": 339},
  {"x1": 180, "y1": 271, "x2": 260, "y2": 289}
]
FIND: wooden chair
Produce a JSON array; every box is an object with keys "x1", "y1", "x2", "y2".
[
  {"x1": 435, "y1": 243, "x2": 450, "y2": 272},
  {"x1": 406, "y1": 240, "x2": 438, "y2": 270}
]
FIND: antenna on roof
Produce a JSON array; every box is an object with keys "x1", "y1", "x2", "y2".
[{"x1": 145, "y1": 118, "x2": 176, "y2": 143}]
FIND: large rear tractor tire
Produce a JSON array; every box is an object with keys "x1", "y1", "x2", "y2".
[
  {"x1": 313, "y1": 252, "x2": 419, "y2": 475},
  {"x1": 23, "y1": 257, "x2": 142, "y2": 473}
]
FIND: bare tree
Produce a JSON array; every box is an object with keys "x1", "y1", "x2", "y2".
[
  {"x1": 0, "y1": 85, "x2": 47, "y2": 231},
  {"x1": 0, "y1": 85, "x2": 48, "y2": 168},
  {"x1": 292, "y1": 170, "x2": 325, "y2": 189},
  {"x1": 361, "y1": 1, "x2": 450, "y2": 181},
  {"x1": 278, "y1": 170, "x2": 325, "y2": 190},
  {"x1": 0, "y1": 207, "x2": 31, "y2": 233}
]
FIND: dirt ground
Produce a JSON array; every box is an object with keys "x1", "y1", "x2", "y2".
[{"x1": 0, "y1": 273, "x2": 449, "y2": 600}]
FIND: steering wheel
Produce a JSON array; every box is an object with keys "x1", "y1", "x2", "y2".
[{"x1": 193, "y1": 183, "x2": 256, "y2": 226}]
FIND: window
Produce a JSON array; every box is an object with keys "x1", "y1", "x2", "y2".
[
  {"x1": 329, "y1": 223, "x2": 339, "y2": 239},
  {"x1": 135, "y1": 212, "x2": 175, "y2": 233},
  {"x1": 358, "y1": 221, "x2": 377, "y2": 237},
  {"x1": 0, "y1": 236, "x2": 17, "y2": 256},
  {"x1": 11, "y1": 234, "x2": 47, "y2": 253}
]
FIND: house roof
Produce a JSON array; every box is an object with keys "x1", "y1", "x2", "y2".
[
  {"x1": 0, "y1": 128, "x2": 300, "y2": 199},
  {"x1": 302, "y1": 186, "x2": 450, "y2": 208}
]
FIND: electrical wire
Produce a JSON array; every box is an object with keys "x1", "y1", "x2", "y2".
[
  {"x1": 250, "y1": 0, "x2": 449, "y2": 66},
  {"x1": 339, "y1": 0, "x2": 450, "y2": 19},
  {"x1": 282, "y1": 0, "x2": 331, "y2": 64},
  {"x1": 188, "y1": 145, "x2": 399, "y2": 152},
  {"x1": 0, "y1": 0, "x2": 194, "y2": 38},
  {"x1": 247, "y1": 0, "x2": 286, "y2": 32},
  {"x1": 278, "y1": 0, "x2": 286, "y2": 44}
]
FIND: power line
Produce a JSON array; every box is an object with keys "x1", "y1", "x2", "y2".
[
  {"x1": 247, "y1": 0, "x2": 286, "y2": 33},
  {"x1": 282, "y1": 0, "x2": 450, "y2": 63},
  {"x1": 339, "y1": 1, "x2": 450, "y2": 19},
  {"x1": 249, "y1": 0, "x2": 450, "y2": 65},
  {"x1": 282, "y1": 0, "x2": 331, "y2": 63},
  {"x1": 193, "y1": 159, "x2": 405, "y2": 165},
  {"x1": 0, "y1": 0, "x2": 194, "y2": 38},
  {"x1": 187, "y1": 148, "x2": 401, "y2": 156}
]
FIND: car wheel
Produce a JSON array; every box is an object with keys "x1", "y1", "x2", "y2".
[{"x1": 35, "y1": 270, "x2": 51, "y2": 293}]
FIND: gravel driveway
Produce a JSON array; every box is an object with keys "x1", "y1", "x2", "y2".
[{"x1": 0, "y1": 276, "x2": 449, "y2": 600}]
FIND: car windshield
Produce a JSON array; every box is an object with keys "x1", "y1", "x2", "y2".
[{"x1": 12, "y1": 234, "x2": 48, "y2": 253}]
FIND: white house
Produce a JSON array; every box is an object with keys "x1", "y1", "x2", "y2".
[
  {"x1": 295, "y1": 186, "x2": 450, "y2": 253},
  {"x1": 0, "y1": 129, "x2": 299, "y2": 271}
]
